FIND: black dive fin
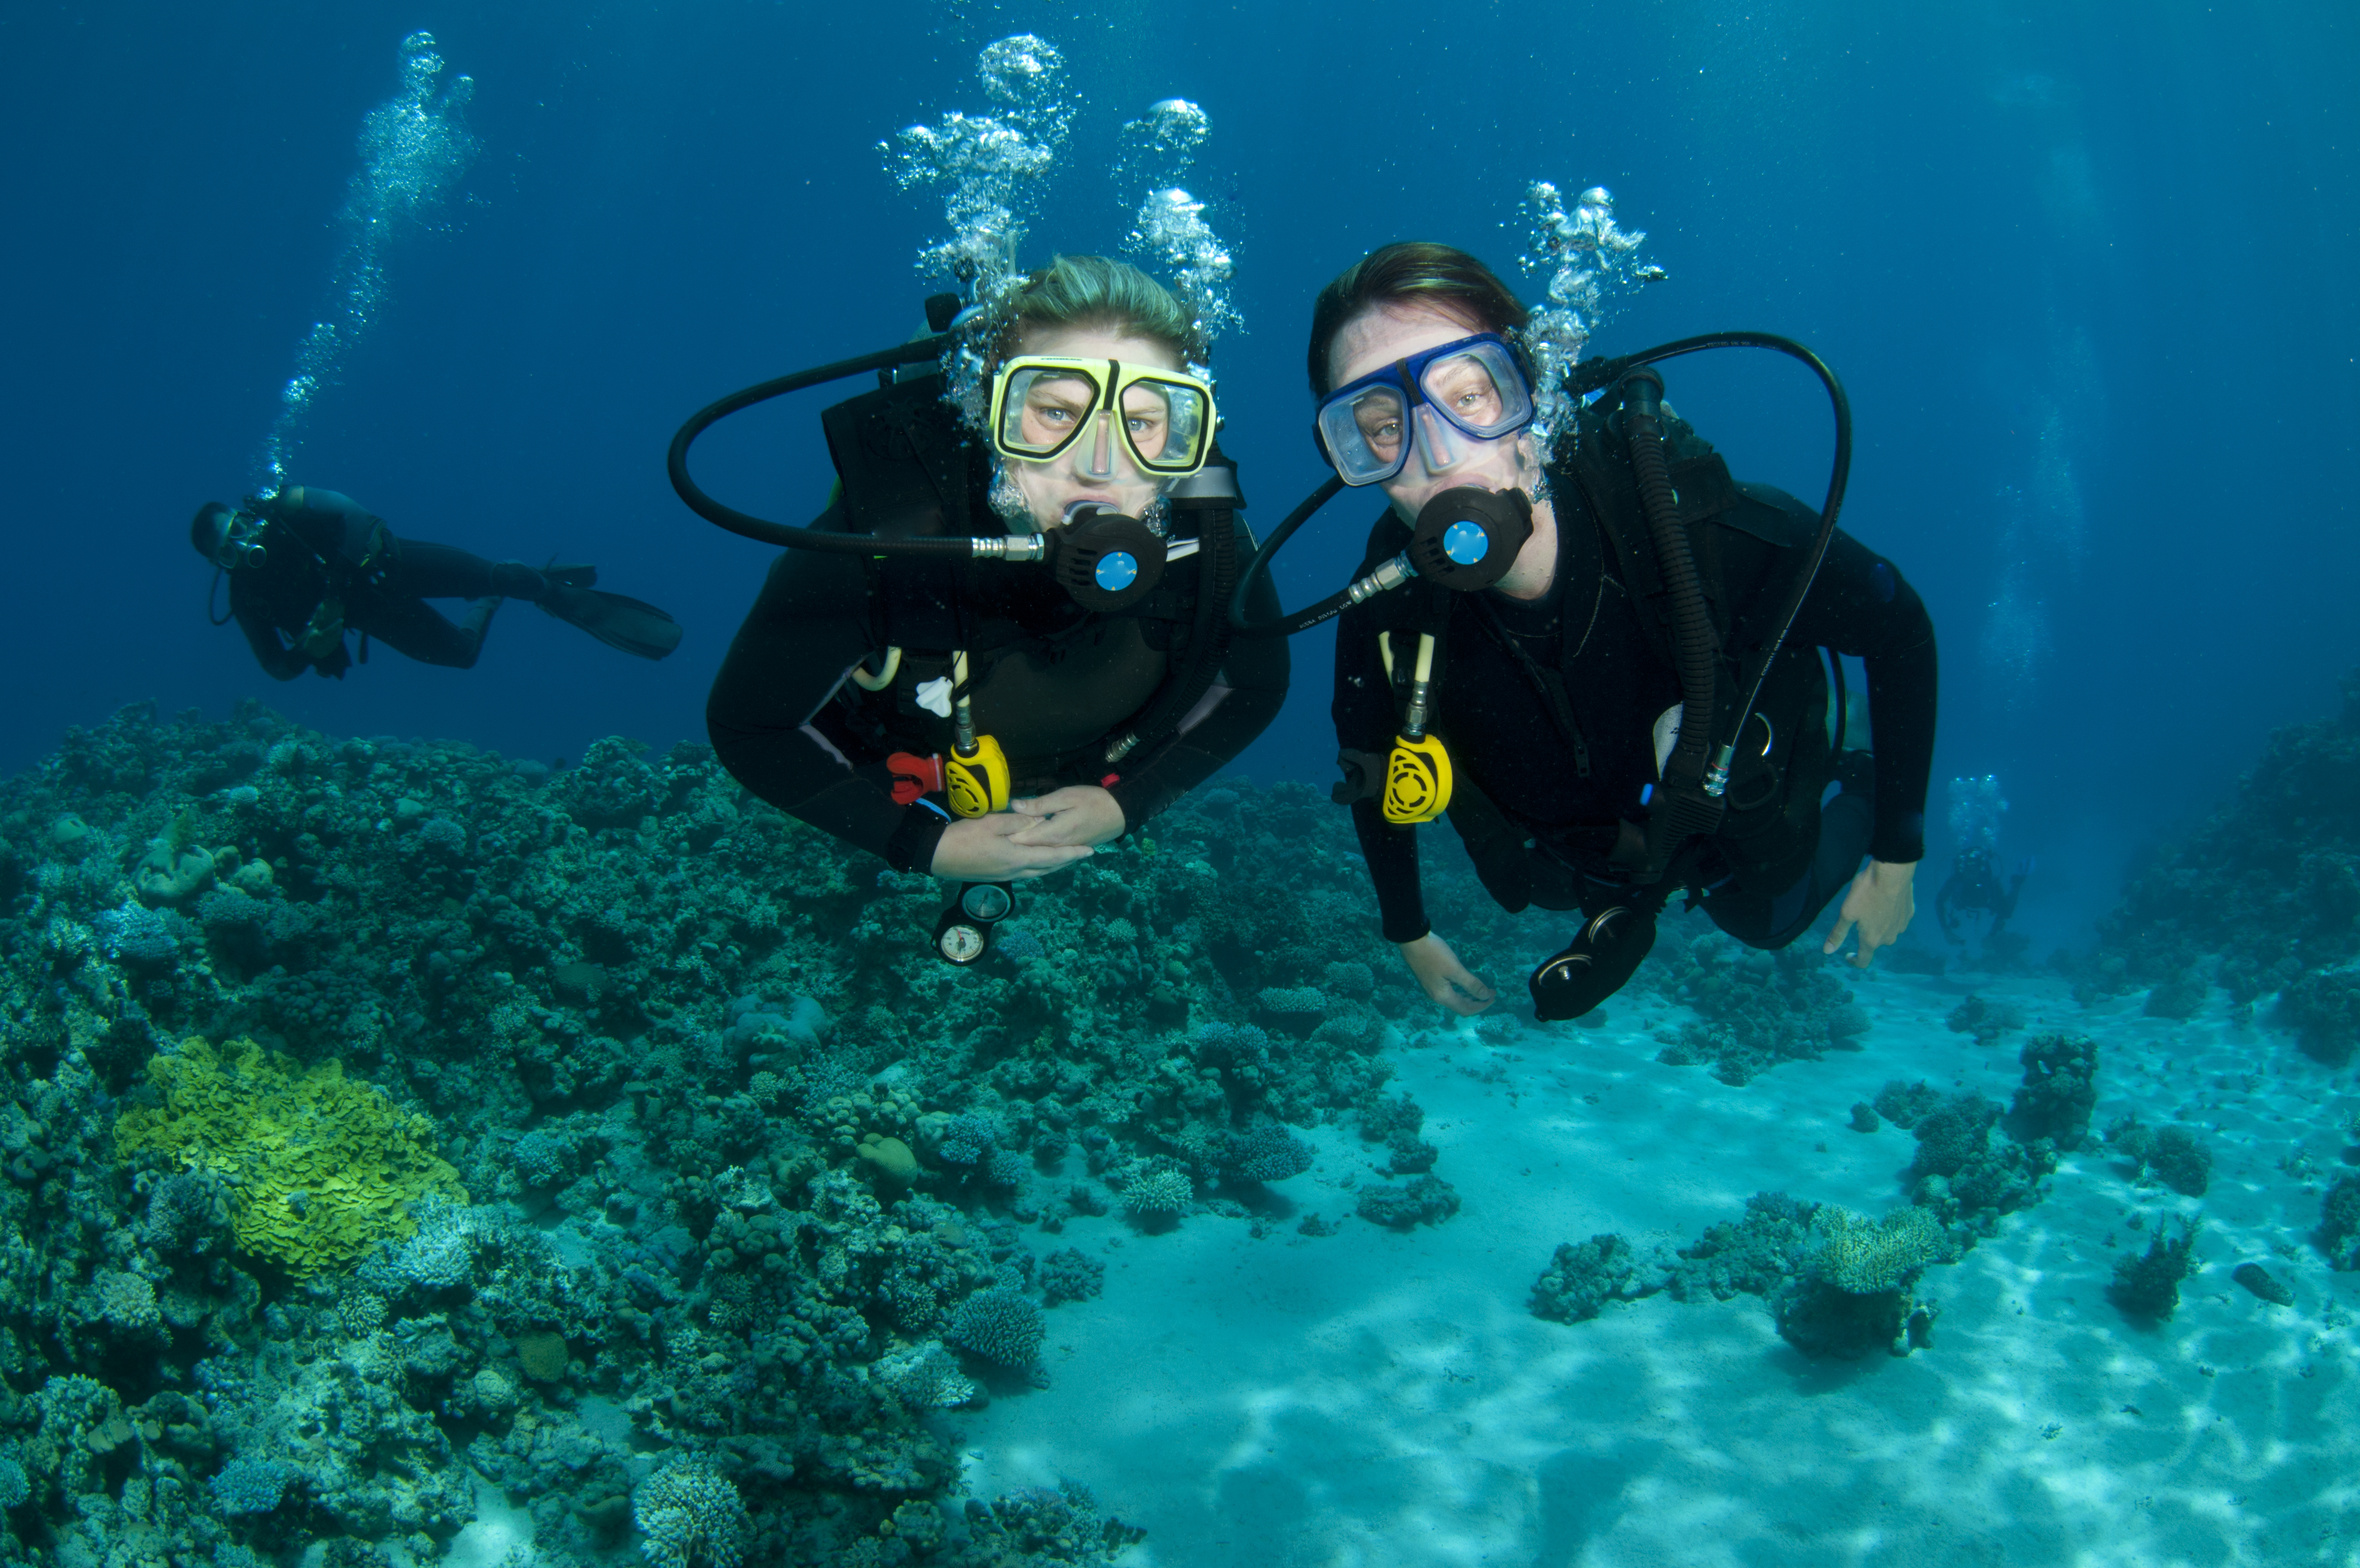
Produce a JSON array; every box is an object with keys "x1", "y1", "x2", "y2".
[{"x1": 539, "y1": 586, "x2": 683, "y2": 661}]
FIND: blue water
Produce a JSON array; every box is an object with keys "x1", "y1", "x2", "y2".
[
  {"x1": 1, "y1": 1, "x2": 2350, "y2": 924},
  {"x1": 1, "y1": 2, "x2": 2356, "y2": 1562}
]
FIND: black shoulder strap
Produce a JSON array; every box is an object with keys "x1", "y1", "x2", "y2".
[{"x1": 821, "y1": 369, "x2": 992, "y2": 541}]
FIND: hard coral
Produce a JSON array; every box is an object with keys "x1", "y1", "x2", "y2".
[
  {"x1": 633, "y1": 1458, "x2": 748, "y2": 1568},
  {"x1": 1530, "y1": 1234, "x2": 1663, "y2": 1323},
  {"x1": 947, "y1": 1286, "x2": 1045, "y2": 1367},
  {"x1": 2004, "y1": 1033, "x2": 2099, "y2": 1151},
  {"x1": 2110, "y1": 1217, "x2": 2200, "y2": 1320},
  {"x1": 112, "y1": 1037, "x2": 466, "y2": 1277},
  {"x1": 1806, "y1": 1205, "x2": 1949, "y2": 1294}
]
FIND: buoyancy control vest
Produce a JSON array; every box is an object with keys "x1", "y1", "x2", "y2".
[
  {"x1": 1351, "y1": 399, "x2": 1841, "y2": 915},
  {"x1": 811, "y1": 368, "x2": 1243, "y2": 789}
]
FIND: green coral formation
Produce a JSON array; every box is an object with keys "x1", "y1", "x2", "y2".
[
  {"x1": 112, "y1": 1036, "x2": 465, "y2": 1277},
  {"x1": 1805, "y1": 1204, "x2": 1949, "y2": 1294}
]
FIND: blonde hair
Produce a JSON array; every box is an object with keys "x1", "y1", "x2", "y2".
[{"x1": 993, "y1": 254, "x2": 1201, "y2": 368}]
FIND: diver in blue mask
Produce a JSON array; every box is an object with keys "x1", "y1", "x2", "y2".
[{"x1": 1295, "y1": 243, "x2": 1938, "y2": 1021}]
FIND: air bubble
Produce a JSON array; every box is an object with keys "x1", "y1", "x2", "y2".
[
  {"x1": 256, "y1": 32, "x2": 480, "y2": 491},
  {"x1": 1519, "y1": 180, "x2": 1650, "y2": 448},
  {"x1": 1117, "y1": 99, "x2": 1240, "y2": 347}
]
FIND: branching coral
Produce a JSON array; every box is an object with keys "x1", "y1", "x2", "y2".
[{"x1": 633, "y1": 1458, "x2": 748, "y2": 1568}]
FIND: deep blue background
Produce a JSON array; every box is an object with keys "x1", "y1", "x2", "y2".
[{"x1": 3, "y1": 0, "x2": 2353, "y2": 940}]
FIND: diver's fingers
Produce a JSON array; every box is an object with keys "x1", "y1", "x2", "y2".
[
  {"x1": 1448, "y1": 959, "x2": 1494, "y2": 1004},
  {"x1": 1824, "y1": 911, "x2": 1858, "y2": 957},
  {"x1": 1003, "y1": 846, "x2": 1094, "y2": 880}
]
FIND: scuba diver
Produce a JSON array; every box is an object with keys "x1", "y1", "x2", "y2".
[
  {"x1": 1936, "y1": 846, "x2": 2029, "y2": 945},
  {"x1": 1265, "y1": 243, "x2": 1936, "y2": 1020},
  {"x1": 193, "y1": 486, "x2": 680, "y2": 679},
  {"x1": 695, "y1": 256, "x2": 1286, "y2": 954}
]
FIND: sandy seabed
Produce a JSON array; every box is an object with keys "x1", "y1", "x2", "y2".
[{"x1": 958, "y1": 962, "x2": 2360, "y2": 1568}]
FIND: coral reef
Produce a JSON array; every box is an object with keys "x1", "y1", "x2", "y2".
[
  {"x1": 0, "y1": 701, "x2": 1487, "y2": 1563},
  {"x1": 1354, "y1": 1175, "x2": 1460, "y2": 1229},
  {"x1": 1906, "y1": 1090, "x2": 2057, "y2": 1233},
  {"x1": 1528, "y1": 1234, "x2": 1661, "y2": 1323},
  {"x1": 2003, "y1": 1033, "x2": 2098, "y2": 1151},
  {"x1": 2082, "y1": 668, "x2": 2360, "y2": 1012},
  {"x1": 1945, "y1": 993, "x2": 2024, "y2": 1048},
  {"x1": 1531, "y1": 1193, "x2": 1946, "y2": 1361},
  {"x1": 1647, "y1": 926, "x2": 1868, "y2": 1085},
  {"x1": 112, "y1": 1036, "x2": 467, "y2": 1277},
  {"x1": 2320, "y1": 1176, "x2": 2360, "y2": 1270},
  {"x1": 2275, "y1": 968, "x2": 2359, "y2": 1067},
  {"x1": 633, "y1": 1459, "x2": 747, "y2": 1568},
  {"x1": 947, "y1": 1286, "x2": 1046, "y2": 1368},
  {"x1": 2106, "y1": 1116, "x2": 2213, "y2": 1197},
  {"x1": 2109, "y1": 1217, "x2": 2200, "y2": 1321}
]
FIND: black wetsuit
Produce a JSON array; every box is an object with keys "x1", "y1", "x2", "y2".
[
  {"x1": 1333, "y1": 422, "x2": 1937, "y2": 953},
  {"x1": 227, "y1": 488, "x2": 551, "y2": 679},
  {"x1": 708, "y1": 497, "x2": 1290, "y2": 874}
]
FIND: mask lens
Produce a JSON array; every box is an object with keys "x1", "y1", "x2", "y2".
[
  {"x1": 1419, "y1": 341, "x2": 1532, "y2": 439},
  {"x1": 998, "y1": 365, "x2": 1102, "y2": 459},
  {"x1": 1317, "y1": 384, "x2": 1409, "y2": 486},
  {"x1": 1121, "y1": 379, "x2": 1209, "y2": 472}
]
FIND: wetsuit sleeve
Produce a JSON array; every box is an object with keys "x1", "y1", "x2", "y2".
[
  {"x1": 1332, "y1": 552, "x2": 1430, "y2": 945},
  {"x1": 232, "y1": 600, "x2": 310, "y2": 681},
  {"x1": 706, "y1": 544, "x2": 949, "y2": 874},
  {"x1": 1102, "y1": 530, "x2": 1291, "y2": 830},
  {"x1": 1788, "y1": 527, "x2": 1937, "y2": 865}
]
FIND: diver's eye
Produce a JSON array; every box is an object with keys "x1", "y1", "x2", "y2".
[
  {"x1": 1353, "y1": 394, "x2": 1406, "y2": 455},
  {"x1": 1428, "y1": 358, "x2": 1506, "y2": 424}
]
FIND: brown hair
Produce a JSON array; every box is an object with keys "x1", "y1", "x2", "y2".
[
  {"x1": 992, "y1": 253, "x2": 1201, "y2": 370},
  {"x1": 1305, "y1": 242, "x2": 1529, "y2": 398}
]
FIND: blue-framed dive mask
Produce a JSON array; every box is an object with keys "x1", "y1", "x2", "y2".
[{"x1": 1313, "y1": 332, "x2": 1536, "y2": 487}]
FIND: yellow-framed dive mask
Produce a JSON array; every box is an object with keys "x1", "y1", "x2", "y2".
[{"x1": 988, "y1": 357, "x2": 1215, "y2": 479}]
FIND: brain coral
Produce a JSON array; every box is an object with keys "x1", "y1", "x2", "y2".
[{"x1": 112, "y1": 1037, "x2": 466, "y2": 1278}]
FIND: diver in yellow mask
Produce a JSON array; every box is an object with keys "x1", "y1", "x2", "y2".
[{"x1": 704, "y1": 255, "x2": 1287, "y2": 934}]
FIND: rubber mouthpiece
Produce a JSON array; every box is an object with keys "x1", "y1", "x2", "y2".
[
  {"x1": 1408, "y1": 487, "x2": 1534, "y2": 591},
  {"x1": 1054, "y1": 506, "x2": 1167, "y2": 612}
]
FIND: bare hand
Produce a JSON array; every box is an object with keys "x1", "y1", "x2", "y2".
[
  {"x1": 1824, "y1": 859, "x2": 1918, "y2": 969},
  {"x1": 1399, "y1": 931, "x2": 1496, "y2": 1015},
  {"x1": 928, "y1": 814, "x2": 1095, "y2": 881},
  {"x1": 1006, "y1": 786, "x2": 1127, "y2": 849}
]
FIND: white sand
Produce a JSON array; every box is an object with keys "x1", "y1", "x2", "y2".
[{"x1": 958, "y1": 964, "x2": 2360, "y2": 1566}]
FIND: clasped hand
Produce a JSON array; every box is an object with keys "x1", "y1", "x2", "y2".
[{"x1": 927, "y1": 785, "x2": 1126, "y2": 881}]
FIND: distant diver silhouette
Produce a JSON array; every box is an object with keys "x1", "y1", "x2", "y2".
[{"x1": 193, "y1": 487, "x2": 679, "y2": 680}]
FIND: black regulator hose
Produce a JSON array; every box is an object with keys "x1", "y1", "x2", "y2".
[
  {"x1": 1618, "y1": 367, "x2": 1720, "y2": 796},
  {"x1": 1228, "y1": 475, "x2": 1347, "y2": 634},
  {"x1": 668, "y1": 333, "x2": 991, "y2": 557},
  {"x1": 1569, "y1": 332, "x2": 1852, "y2": 776}
]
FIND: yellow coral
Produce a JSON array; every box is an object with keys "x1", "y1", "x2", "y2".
[
  {"x1": 112, "y1": 1037, "x2": 466, "y2": 1278},
  {"x1": 1809, "y1": 1205, "x2": 1945, "y2": 1294}
]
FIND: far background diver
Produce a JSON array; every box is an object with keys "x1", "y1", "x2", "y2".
[{"x1": 194, "y1": 487, "x2": 681, "y2": 680}]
